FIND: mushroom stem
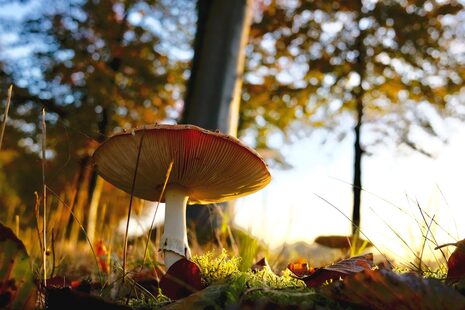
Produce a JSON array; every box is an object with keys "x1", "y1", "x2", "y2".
[{"x1": 161, "y1": 185, "x2": 191, "y2": 269}]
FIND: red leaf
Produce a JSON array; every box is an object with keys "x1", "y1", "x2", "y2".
[
  {"x1": 301, "y1": 253, "x2": 373, "y2": 287},
  {"x1": 159, "y1": 258, "x2": 205, "y2": 300},
  {"x1": 95, "y1": 241, "x2": 109, "y2": 274},
  {"x1": 446, "y1": 239, "x2": 465, "y2": 284}
]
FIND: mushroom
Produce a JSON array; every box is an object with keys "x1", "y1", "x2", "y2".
[
  {"x1": 92, "y1": 124, "x2": 271, "y2": 269},
  {"x1": 314, "y1": 235, "x2": 373, "y2": 252}
]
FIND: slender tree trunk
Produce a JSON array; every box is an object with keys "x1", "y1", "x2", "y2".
[
  {"x1": 352, "y1": 1, "x2": 366, "y2": 235},
  {"x1": 182, "y1": 0, "x2": 253, "y2": 242}
]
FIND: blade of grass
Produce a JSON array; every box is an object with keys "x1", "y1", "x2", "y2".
[
  {"x1": 142, "y1": 160, "x2": 173, "y2": 265},
  {"x1": 418, "y1": 213, "x2": 436, "y2": 273},
  {"x1": 330, "y1": 176, "x2": 458, "y2": 241},
  {"x1": 436, "y1": 184, "x2": 459, "y2": 240},
  {"x1": 47, "y1": 186, "x2": 103, "y2": 282},
  {"x1": 415, "y1": 199, "x2": 448, "y2": 263},
  {"x1": 41, "y1": 108, "x2": 47, "y2": 286},
  {"x1": 123, "y1": 128, "x2": 146, "y2": 282},
  {"x1": 34, "y1": 192, "x2": 44, "y2": 257},
  {"x1": 0, "y1": 85, "x2": 12, "y2": 151},
  {"x1": 367, "y1": 205, "x2": 423, "y2": 264},
  {"x1": 314, "y1": 193, "x2": 391, "y2": 263}
]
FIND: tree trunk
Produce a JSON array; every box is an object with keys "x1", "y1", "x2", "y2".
[
  {"x1": 352, "y1": 0, "x2": 366, "y2": 235},
  {"x1": 182, "y1": 0, "x2": 253, "y2": 242},
  {"x1": 182, "y1": 0, "x2": 253, "y2": 135},
  {"x1": 86, "y1": 176, "x2": 104, "y2": 243}
]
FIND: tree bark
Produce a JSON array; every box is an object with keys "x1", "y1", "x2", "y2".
[
  {"x1": 182, "y1": 0, "x2": 253, "y2": 242},
  {"x1": 182, "y1": 0, "x2": 253, "y2": 135},
  {"x1": 352, "y1": 0, "x2": 366, "y2": 235}
]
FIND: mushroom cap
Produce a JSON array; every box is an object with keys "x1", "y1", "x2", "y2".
[{"x1": 92, "y1": 124, "x2": 271, "y2": 204}]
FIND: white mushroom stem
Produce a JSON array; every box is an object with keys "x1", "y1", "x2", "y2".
[{"x1": 161, "y1": 185, "x2": 191, "y2": 269}]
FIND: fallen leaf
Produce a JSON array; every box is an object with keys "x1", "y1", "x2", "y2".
[
  {"x1": 46, "y1": 276, "x2": 71, "y2": 288},
  {"x1": 287, "y1": 258, "x2": 313, "y2": 277},
  {"x1": 291, "y1": 253, "x2": 373, "y2": 288},
  {"x1": 251, "y1": 257, "x2": 269, "y2": 272},
  {"x1": 46, "y1": 287, "x2": 131, "y2": 310},
  {"x1": 446, "y1": 239, "x2": 465, "y2": 284},
  {"x1": 160, "y1": 258, "x2": 205, "y2": 300},
  {"x1": 0, "y1": 222, "x2": 37, "y2": 309},
  {"x1": 130, "y1": 267, "x2": 163, "y2": 296},
  {"x1": 322, "y1": 269, "x2": 465, "y2": 310}
]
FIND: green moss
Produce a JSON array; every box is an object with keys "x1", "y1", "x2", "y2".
[
  {"x1": 192, "y1": 249, "x2": 241, "y2": 285},
  {"x1": 190, "y1": 250, "x2": 337, "y2": 307}
]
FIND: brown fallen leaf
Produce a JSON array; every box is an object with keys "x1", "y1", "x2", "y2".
[
  {"x1": 46, "y1": 287, "x2": 131, "y2": 310},
  {"x1": 322, "y1": 269, "x2": 465, "y2": 310},
  {"x1": 251, "y1": 257, "x2": 270, "y2": 272},
  {"x1": 289, "y1": 253, "x2": 373, "y2": 288},
  {"x1": 160, "y1": 258, "x2": 205, "y2": 300}
]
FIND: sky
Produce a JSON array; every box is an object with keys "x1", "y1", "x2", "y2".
[{"x1": 233, "y1": 118, "x2": 465, "y2": 264}]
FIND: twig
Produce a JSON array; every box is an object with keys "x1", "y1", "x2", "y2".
[
  {"x1": 51, "y1": 228, "x2": 56, "y2": 278},
  {"x1": 34, "y1": 192, "x2": 44, "y2": 256},
  {"x1": 47, "y1": 185, "x2": 103, "y2": 283},
  {"x1": 0, "y1": 85, "x2": 12, "y2": 151},
  {"x1": 41, "y1": 108, "x2": 47, "y2": 286},
  {"x1": 123, "y1": 129, "x2": 146, "y2": 282}
]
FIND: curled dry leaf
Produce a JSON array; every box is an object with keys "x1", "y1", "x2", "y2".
[
  {"x1": 289, "y1": 254, "x2": 373, "y2": 288},
  {"x1": 160, "y1": 258, "x2": 205, "y2": 300},
  {"x1": 445, "y1": 239, "x2": 465, "y2": 285},
  {"x1": 0, "y1": 222, "x2": 36, "y2": 309},
  {"x1": 322, "y1": 269, "x2": 465, "y2": 310},
  {"x1": 251, "y1": 257, "x2": 270, "y2": 272},
  {"x1": 287, "y1": 258, "x2": 314, "y2": 278}
]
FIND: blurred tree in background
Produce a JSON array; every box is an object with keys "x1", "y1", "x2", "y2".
[
  {"x1": 240, "y1": 0, "x2": 465, "y2": 233},
  {"x1": 0, "y1": 0, "x2": 194, "y2": 234}
]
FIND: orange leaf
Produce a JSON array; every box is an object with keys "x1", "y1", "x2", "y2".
[
  {"x1": 94, "y1": 241, "x2": 109, "y2": 274},
  {"x1": 288, "y1": 258, "x2": 313, "y2": 277}
]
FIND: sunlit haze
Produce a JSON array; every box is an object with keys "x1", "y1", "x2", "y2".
[{"x1": 235, "y1": 120, "x2": 465, "y2": 264}]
